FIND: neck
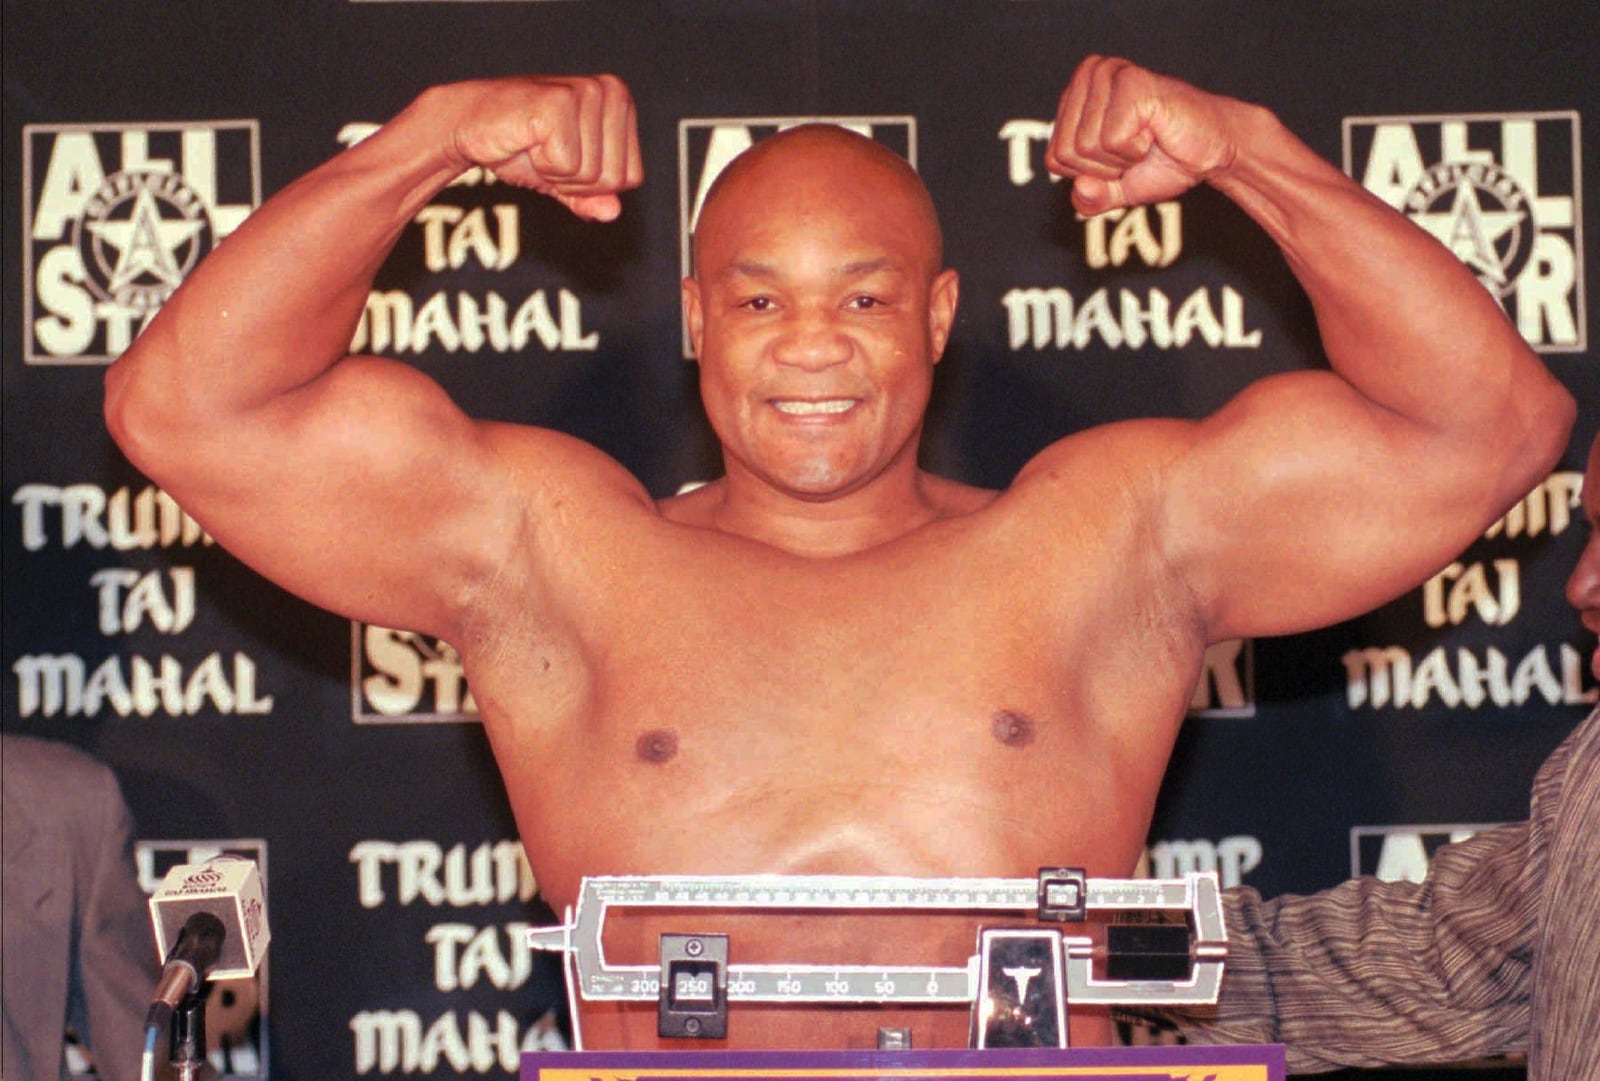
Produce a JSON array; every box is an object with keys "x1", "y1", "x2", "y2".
[{"x1": 711, "y1": 467, "x2": 949, "y2": 557}]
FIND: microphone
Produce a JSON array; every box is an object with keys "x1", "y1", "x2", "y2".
[
  {"x1": 147, "y1": 912, "x2": 227, "y2": 1023},
  {"x1": 145, "y1": 855, "x2": 270, "y2": 1028}
]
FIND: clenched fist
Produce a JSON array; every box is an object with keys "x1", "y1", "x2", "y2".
[
  {"x1": 442, "y1": 73, "x2": 642, "y2": 222},
  {"x1": 1046, "y1": 56, "x2": 1246, "y2": 216}
]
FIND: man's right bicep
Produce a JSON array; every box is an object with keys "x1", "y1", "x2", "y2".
[{"x1": 108, "y1": 351, "x2": 516, "y2": 637}]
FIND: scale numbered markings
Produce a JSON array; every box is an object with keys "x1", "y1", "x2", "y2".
[
  {"x1": 528, "y1": 872, "x2": 1226, "y2": 1007},
  {"x1": 599, "y1": 875, "x2": 1041, "y2": 910},
  {"x1": 589, "y1": 963, "x2": 975, "y2": 1004}
]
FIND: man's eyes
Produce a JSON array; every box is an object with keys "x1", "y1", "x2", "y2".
[{"x1": 732, "y1": 294, "x2": 892, "y2": 312}]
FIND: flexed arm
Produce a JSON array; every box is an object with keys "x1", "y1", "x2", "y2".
[
  {"x1": 1042, "y1": 57, "x2": 1574, "y2": 640},
  {"x1": 105, "y1": 75, "x2": 643, "y2": 638}
]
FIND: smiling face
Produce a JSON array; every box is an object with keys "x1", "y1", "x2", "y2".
[
  {"x1": 1568, "y1": 432, "x2": 1600, "y2": 682},
  {"x1": 683, "y1": 126, "x2": 958, "y2": 505}
]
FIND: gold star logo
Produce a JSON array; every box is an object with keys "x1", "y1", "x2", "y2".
[
  {"x1": 1404, "y1": 162, "x2": 1534, "y2": 297},
  {"x1": 75, "y1": 171, "x2": 214, "y2": 312}
]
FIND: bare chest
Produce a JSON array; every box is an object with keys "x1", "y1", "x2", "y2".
[{"x1": 473, "y1": 535, "x2": 1195, "y2": 886}]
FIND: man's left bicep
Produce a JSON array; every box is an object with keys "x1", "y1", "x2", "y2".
[{"x1": 1168, "y1": 371, "x2": 1493, "y2": 640}]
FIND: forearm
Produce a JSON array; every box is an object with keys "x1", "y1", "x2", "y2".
[
  {"x1": 1212, "y1": 104, "x2": 1573, "y2": 469},
  {"x1": 106, "y1": 83, "x2": 472, "y2": 425},
  {"x1": 1148, "y1": 830, "x2": 1536, "y2": 1071}
]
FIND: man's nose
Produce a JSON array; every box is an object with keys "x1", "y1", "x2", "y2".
[{"x1": 771, "y1": 309, "x2": 851, "y2": 370}]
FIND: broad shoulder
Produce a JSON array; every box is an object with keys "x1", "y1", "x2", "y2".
[
  {"x1": 1008, "y1": 417, "x2": 1199, "y2": 514},
  {"x1": 449, "y1": 423, "x2": 658, "y2": 637},
  {"x1": 480, "y1": 421, "x2": 655, "y2": 512},
  {"x1": 993, "y1": 419, "x2": 1206, "y2": 609}
]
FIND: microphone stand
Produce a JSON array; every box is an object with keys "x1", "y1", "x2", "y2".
[{"x1": 170, "y1": 980, "x2": 219, "y2": 1081}]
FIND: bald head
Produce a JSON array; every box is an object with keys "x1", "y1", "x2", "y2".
[
  {"x1": 678, "y1": 121, "x2": 962, "y2": 506},
  {"x1": 692, "y1": 124, "x2": 944, "y2": 277}
]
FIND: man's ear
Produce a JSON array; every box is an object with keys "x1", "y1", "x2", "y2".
[
  {"x1": 682, "y1": 277, "x2": 704, "y2": 359},
  {"x1": 928, "y1": 268, "x2": 959, "y2": 363}
]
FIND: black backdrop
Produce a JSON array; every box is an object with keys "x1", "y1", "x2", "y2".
[{"x1": 3, "y1": 2, "x2": 1596, "y2": 1078}]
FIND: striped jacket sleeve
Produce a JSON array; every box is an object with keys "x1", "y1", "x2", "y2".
[
  {"x1": 1135, "y1": 733, "x2": 1590, "y2": 1073},
  {"x1": 1136, "y1": 705, "x2": 1600, "y2": 1077},
  {"x1": 1175, "y1": 825, "x2": 1539, "y2": 1073}
]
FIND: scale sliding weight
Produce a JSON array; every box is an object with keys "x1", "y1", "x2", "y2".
[{"x1": 526, "y1": 869, "x2": 1226, "y2": 1048}]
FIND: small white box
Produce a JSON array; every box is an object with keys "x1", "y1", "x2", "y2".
[{"x1": 148, "y1": 856, "x2": 269, "y2": 980}]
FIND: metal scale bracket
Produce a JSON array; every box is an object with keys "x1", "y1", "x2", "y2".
[{"x1": 527, "y1": 868, "x2": 1226, "y2": 1046}]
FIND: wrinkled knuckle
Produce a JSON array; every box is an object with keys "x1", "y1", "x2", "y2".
[
  {"x1": 541, "y1": 133, "x2": 578, "y2": 174},
  {"x1": 536, "y1": 77, "x2": 577, "y2": 106},
  {"x1": 570, "y1": 77, "x2": 599, "y2": 102}
]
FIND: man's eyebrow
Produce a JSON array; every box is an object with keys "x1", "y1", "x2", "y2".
[
  {"x1": 835, "y1": 257, "x2": 902, "y2": 278},
  {"x1": 717, "y1": 260, "x2": 779, "y2": 282},
  {"x1": 716, "y1": 256, "x2": 905, "y2": 282}
]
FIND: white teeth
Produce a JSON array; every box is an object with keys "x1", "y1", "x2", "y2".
[{"x1": 773, "y1": 399, "x2": 854, "y2": 415}]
